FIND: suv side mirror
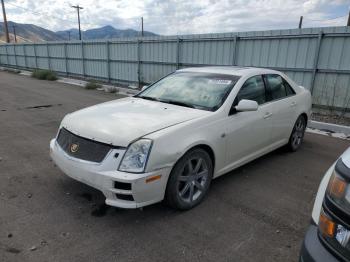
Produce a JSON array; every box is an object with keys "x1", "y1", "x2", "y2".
[
  {"x1": 141, "y1": 85, "x2": 148, "y2": 91},
  {"x1": 235, "y1": 99, "x2": 258, "y2": 112}
]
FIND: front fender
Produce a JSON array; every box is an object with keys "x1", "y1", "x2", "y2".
[
  {"x1": 144, "y1": 114, "x2": 226, "y2": 176},
  {"x1": 311, "y1": 163, "x2": 335, "y2": 224}
]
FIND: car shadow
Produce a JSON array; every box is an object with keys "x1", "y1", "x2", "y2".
[
  {"x1": 57, "y1": 142, "x2": 302, "y2": 221},
  {"x1": 212, "y1": 146, "x2": 288, "y2": 187}
]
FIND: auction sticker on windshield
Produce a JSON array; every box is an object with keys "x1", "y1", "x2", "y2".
[{"x1": 208, "y1": 79, "x2": 232, "y2": 85}]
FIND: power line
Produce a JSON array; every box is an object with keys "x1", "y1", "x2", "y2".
[
  {"x1": 4, "y1": 0, "x2": 140, "y2": 33},
  {"x1": 7, "y1": 1, "x2": 98, "y2": 29},
  {"x1": 4, "y1": 0, "x2": 249, "y2": 27},
  {"x1": 5, "y1": 1, "x2": 76, "y2": 24},
  {"x1": 3, "y1": 1, "x2": 348, "y2": 37},
  {"x1": 306, "y1": 14, "x2": 348, "y2": 22}
]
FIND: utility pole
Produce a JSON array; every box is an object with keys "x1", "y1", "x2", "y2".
[
  {"x1": 67, "y1": 31, "x2": 71, "y2": 41},
  {"x1": 71, "y1": 4, "x2": 83, "y2": 40},
  {"x1": 347, "y1": 10, "x2": 350, "y2": 26},
  {"x1": 141, "y1": 17, "x2": 144, "y2": 37},
  {"x1": 1, "y1": 0, "x2": 10, "y2": 43},
  {"x1": 298, "y1": 16, "x2": 303, "y2": 29},
  {"x1": 12, "y1": 25, "x2": 16, "y2": 43}
]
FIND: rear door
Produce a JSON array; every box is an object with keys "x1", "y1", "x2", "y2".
[{"x1": 263, "y1": 74, "x2": 298, "y2": 144}]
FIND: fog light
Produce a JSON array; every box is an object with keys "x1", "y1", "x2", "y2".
[{"x1": 336, "y1": 224, "x2": 350, "y2": 247}]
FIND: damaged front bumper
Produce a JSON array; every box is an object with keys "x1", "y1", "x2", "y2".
[{"x1": 50, "y1": 139, "x2": 171, "y2": 208}]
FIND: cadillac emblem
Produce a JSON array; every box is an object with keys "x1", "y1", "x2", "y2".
[{"x1": 70, "y1": 143, "x2": 79, "y2": 153}]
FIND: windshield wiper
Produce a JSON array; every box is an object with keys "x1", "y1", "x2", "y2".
[
  {"x1": 161, "y1": 99, "x2": 195, "y2": 109},
  {"x1": 138, "y1": 96, "x2": 195, "y2": 109},
  {"x1": 138, "y1": 96, "x2": 161, "y2": 102}
]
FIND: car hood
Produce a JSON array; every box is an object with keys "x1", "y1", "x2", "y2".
[
  {"x1": 341, "y1": 147, "x2": 350, "y2": 168},
  {"x1": 61, "y1": 97, "x2": 209, "y2": 147}
]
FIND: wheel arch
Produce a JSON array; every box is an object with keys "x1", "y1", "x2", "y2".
[
  {"x1": 289, "y1": 112, "x2": 308, "y2": 137},
  {"x1": 172, "y1": 143, "x2": 216, "y2": 173},
  {"x1": 164, "y1": 143, "x2": 216, "y2": 209},
  {"x1": 300, "y1": 112, "x2": 308, "y2": 123},
  {"x1": 192, "y1": 144, "x2": 216, "y2": 169}
]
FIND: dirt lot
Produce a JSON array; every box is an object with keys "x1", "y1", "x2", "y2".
[{"x1": 0, "y1": 71, "x2": 349, "y2": 262}]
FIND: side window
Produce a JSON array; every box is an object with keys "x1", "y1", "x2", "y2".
[
  {"x1": 264, "y1": 74, "x2": 295, "y2": 101},
  {"x1": 236, "y1": 75, "x2": 266, "y2": 105},
  {"x1": 265, "y1": 74, "x2": 286, "y2": 100},
  {"x1": 284, "y1": 79, "x2": 296, "y2": 96}
]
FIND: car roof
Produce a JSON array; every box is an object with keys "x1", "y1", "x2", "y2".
[{"x1": 177, "y1": 66, "x2": 280, "y2": 76}]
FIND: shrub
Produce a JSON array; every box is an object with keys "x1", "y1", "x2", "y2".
[
  {"x1": 31, "y1": 69, "x2": 57, "y2": 81},
  {"x1": 31, "y1": 69, "x2": 45, "y2": 79},
  {"x1": 45, "y1": 71, "x2": 58, "y2": 81},
  {"x1": 85, "y1": 81, "x2": 102, "y2": 90}
]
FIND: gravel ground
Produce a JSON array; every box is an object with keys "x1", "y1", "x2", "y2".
[
  {"x1": 0, "y1": 71, "x2": 349, "y2": 262},
  {"x1": 311, "y1": 112, "x2": 350, "y2": 126}
]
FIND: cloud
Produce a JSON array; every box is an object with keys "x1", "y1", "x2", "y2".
[{"x1": 2, "y1": 0, "x2": 350, "y2": 34}]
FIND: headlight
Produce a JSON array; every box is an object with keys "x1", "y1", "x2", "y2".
[
  {"x1": 327, "y1": 169, "x2": 350, "y2": 214},
  {"x1": 318, "y1": 208, "x2": 350, "y2": 257},
  {"x1": 118, "y1": 139, "x2": 152, "y2": 173}
]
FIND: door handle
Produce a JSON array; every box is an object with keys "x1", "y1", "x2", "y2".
[
  {"x1": 263, "y1": 112, "x2": 272, "y2": 119},
  {"x1": 290, "y1": 102, "x2": 297, "y2": 107}
]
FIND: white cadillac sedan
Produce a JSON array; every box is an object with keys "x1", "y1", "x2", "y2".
[{"x1": 50, "y1": 66, "x2": 312, "y2": 210}]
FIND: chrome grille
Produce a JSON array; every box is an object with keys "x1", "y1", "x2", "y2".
[{"x1": 56, "y1": 128, "x2": 112, "y2": 163}]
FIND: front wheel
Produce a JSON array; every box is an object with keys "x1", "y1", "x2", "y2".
[
  {"x1": 287, "y1": 115, "x2": 306, "y2": 152},
  {"x1": 165, "y1": 148, "x2": 213, "y2": 210}
]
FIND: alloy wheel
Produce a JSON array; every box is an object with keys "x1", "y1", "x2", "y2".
[
  {"x1": 177, "y1": 157, "x2": 209, "y2": 203},
  {"x1": 292, "y1": 117, "x2": 305, "y2": 148}
]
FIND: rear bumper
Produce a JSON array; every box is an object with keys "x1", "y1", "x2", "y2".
[
  {"x1": 299, "y1": 224, "x2": 340, "y2": 262},
  {"x1": 50, "y1": 139, "x2": 172, "y2": 208}
]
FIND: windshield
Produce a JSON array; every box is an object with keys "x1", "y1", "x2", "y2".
[{"x1": 137, "y1": 72, "x2": 240, "y2": 111}]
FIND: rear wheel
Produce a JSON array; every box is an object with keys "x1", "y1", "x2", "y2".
[
  {"x1": 287, "y1": 115, "x2": 306, "y2": 152},
  {"x1": 165, "y1": 148, "x2": 213, "y2": 210}
]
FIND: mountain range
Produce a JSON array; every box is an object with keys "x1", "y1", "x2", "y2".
[{"x1": 0, "y1": 22, "x2": 157, "y2": 43}]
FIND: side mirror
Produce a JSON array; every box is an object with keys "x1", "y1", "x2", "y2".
[
  {"x1": 141, "y1": 85, "x2": 148, "y2": 91},
  {"x1": 235, "y1": 99, "x2": 258, "y2": 112}
]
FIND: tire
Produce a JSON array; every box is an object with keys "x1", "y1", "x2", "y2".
[
  {"x1": 287, "y1": 115, "x2": 306, "y2": 152},
  {"x1": 165, "y1": 148, "x2": 213, "y2": 210}
]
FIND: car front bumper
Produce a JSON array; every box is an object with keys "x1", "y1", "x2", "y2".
[
  {"x1": 299, "y1": 224, "x2": 340, "y2": 262},
  {"x1": 50, "y1": 139, "x2": 172, "y2": 208}
]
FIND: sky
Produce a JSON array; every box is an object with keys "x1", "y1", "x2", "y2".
[{"x1": 2, "y1": 0, "x2": 350, "y2": 35}]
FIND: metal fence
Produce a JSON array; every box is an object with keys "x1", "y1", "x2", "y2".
[{"x1": 1, "y1": 26, "x2": 350, "y2": 111}]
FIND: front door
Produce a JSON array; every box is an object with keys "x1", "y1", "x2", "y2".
[{"x1": 224, "y1": 75, "x2": 274, "y2": 172}]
